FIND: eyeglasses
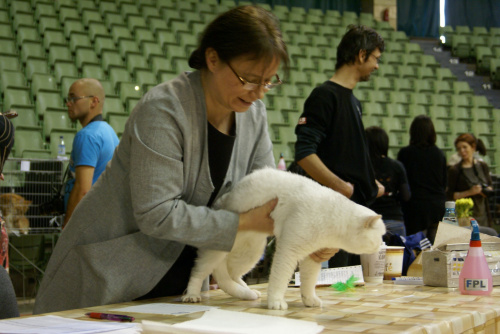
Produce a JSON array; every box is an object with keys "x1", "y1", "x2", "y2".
[
  {"x1": 227, "y1": 63, "x2": 282, "y2": 91},
  {"x1": 64, "y1": 96, "x2": 95, "y2": 104}
]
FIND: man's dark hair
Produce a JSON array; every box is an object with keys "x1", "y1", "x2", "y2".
[{"x1": 335, "y1": 25, "x2": 385, "y2": 70}]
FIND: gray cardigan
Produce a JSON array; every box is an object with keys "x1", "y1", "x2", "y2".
[{"x1": 34, "y1": 71, "x2": 275, "y2": 314}]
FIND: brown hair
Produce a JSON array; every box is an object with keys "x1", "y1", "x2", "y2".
[
  {"x1": 454, "y1": 133, "x2": 477, "y2": 150},
  {"x1": 188, "y1": 5, "x2": 289, "y2": 74}
]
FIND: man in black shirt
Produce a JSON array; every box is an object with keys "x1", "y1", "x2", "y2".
[{"x1": 295, "y1": 25, "x2": 385, "y2": 267}]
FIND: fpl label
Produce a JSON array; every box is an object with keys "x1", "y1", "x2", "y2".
[{"x1": 464, "y1": 279, "x2": 489, "y2": 291}]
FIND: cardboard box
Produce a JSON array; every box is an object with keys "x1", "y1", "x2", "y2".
[{"x1": 422, "y1": 223, "x2": 500, "y2": 288}]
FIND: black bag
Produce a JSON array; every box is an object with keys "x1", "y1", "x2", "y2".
[{"x1": 39, "y1": 165, "x2": 70, "y2": 216}]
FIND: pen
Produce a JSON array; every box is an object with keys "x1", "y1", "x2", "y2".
[{"x1": 85, "y1": 312, "x2": 135, "y2": 322}]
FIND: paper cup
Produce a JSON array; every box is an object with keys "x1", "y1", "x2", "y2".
[
  {"x1": 384, "y1": 246, "x2": 404, "y2": 280},
  {"x1": 361, "y1": 244, "x2": 386, "y2": 283}
]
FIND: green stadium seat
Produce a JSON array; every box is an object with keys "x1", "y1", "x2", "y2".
[
  {"x1": 25, "y1": 58, "x2": 49, "y2": 80},
  {"x1": 0, "y1": 23, "x2": 13, "y2": 39},
  {"x1": 48, "y1": 45, "x2": 72, "y2": 66},
  {"x1": 60, "y1": 76, "x2": 79, "y2": 98},
  {"x1": 377, "y1": 64, "x2": 398, "y2": 78},
  {"x1": 430, "y1": 93, "x2": 450, "y2": 107},
  {"x1": 118, "y1": 39, "x2": 140, "y2": 59},
  {"x1": 34, "y1": 2, "x2": 57, "y2": 20},
  {"x1": 452, "y1": 35, "x2": 471, "y2": 58},
  {"x1": 135, "y1": 70, "x2": 158, "y2": 92},
  {"x1": 450, "y1": 94, "x2": 471, "y2": 108},
  {"x1": 109, "y1": 67, "x2": 132, "y2": 90},
  {"x1": 20, "y1": 41, "x2": 46, "y2": 65},
  {"x1": 469, "y1": 36, "x2": 488, "y2": 58},
  {"x1": 420, "y1": 54, "x2": 441, "y2": 69},
  {"x1": 0, "y1": 38, "x2": 17, "y2": 57},
  {"x1": 88, "y1": 22, "x2": 109, "y2": 42},
  {"x1": 94, "y1": 36, "x2": 115, "y2": 56},
  {"x1": 9, "y1": 106, "x2": 39, "y2": 130},
  {"x1": 16, "y1": 26, "x2": 40, "y2": 46},
  {"x1": 134, "y1": 28, "x2": 155, "y2": 46},
  {"x1": 151, "y1": 56, "x2": 175, "y2": 77},
  {"x1": 472, "y1": 108, "x2": 495, "y2": 122},
  {"x1": 36, "y1": 91, "x2": 66, "y2": 118},
  {"x1": 416, "y1": 66, "x2": 435, "y2": 80},
  {"x1": 121, "y1": 3, "x2": 140, "y2": 19},
  {"x1": 142, "y1": 42, "x2": 164, "y2": 62},
  {"x1": 398, "y1": 65, "x2": 417, "y2": 79},
  {"x1": 454, "y1": 107, "x2": 473, "y2": 121},
  {"x1": 78, "y1": 0, "x2": 96, "y2": 14},
  {"x1": 453, "y1": 81, "x2": 473, "y2": 95},
  {"x1": 387, "y1": 103, "x2": 410, "y2": 118},
  {"x1": 0, "y1": 55, "x2": 20, "y2": 72},
  {"x1": 363, "y1": 101, "x2": 386, "y2": 116},
  {"x1": 59, "y1": 6, "x2": 79, "y2": 22},
  {"x1": 450, "y1": 119, "x2": 471, "y2": 135},
  {"x1": 389, "y1": 91, "x2": 409, "y2": 105},
  {"x1": 0, "y1": 70, "x2": 27, "y2": 92},
  {"x1": 102, "y1": 97, "x2": 126, "y2": 119},
  {"x1": 476, "y1": 46, "x2": 494, "y2": 74},
  {"x1": 414, "y1": 79, "x2": 434, "y2": 94},
  {"x1": 108, "y1": 113, "x2": 129, "y2": 136},
  {"x1": 408, "y1": 104, "x2": 427, "y2": 118},
  {"x1": 12, "y1": 129, "x2": 48, "y2": 157},
  {"x1": 433, "y1": 119, "x2": 451, "y2": 134},
  {"x1": 104, "y1": 12, "x2": 125, "y2": 30},
  {"x1": 382, "y1": 117, "x2": 407, "y2": 133},
  {"x1": 362, "y1": 115, "x2": 381, "y2": 128},
  {"x1": 126, "y1": 54, "x2": 149, "y2": 75},
  {"x1": 43, "y1": 110, "x2": 73, "y2": 139},
  {"x1": 435, "y1": 67, "x2": 456, "y2": 81},
  {"x1": 433, "y1": 80, "x2": 454, "y2": 94},
  {"x1": 3, "y1": 87, "x2": 32, "y2": 111},
  {"x1": 12, "y1": 13, "x2": 36, "y2": 33},
  {"x1": 42, "y1": 30, "x2": 66, "y2": 50},
  {"x1": 75, "y1": 48, "x2": 100, "y2": 69},
  {"x1": 409, "y1": 92, "x2": 431, "y2": 106},
  {"x1": 38, "y1": 17, "x2": 62, "y2": 35},
  {"x1": 99, "y1": 1, "x2": 119, "y2": 16},
  {"x1": 429, "y1": 105, "x2": 451, "y2": 119},
  {"x1": 101, "y1": 50, "x2": 125, "y2": 73},
  {"x1": 69, "y1": 32, "x2": 92, "y2": 53},
  {"x1": 471, "y1": 95, "x2": 493, "y2": 111},
  {"x1": 392, "y1": 78, "x2": 413, "y2": 92},
  {"x1": 373, "y1": 76, "x2": 392, "y2": 91},
  {"x1": 81, "y1": 64, "x2": 106, "y2": 81},
  {"x1": 63, "y1": 19, "x2": 85, "y2": 39},
  {"x1": 405, "y1": 43, "x2": 423, "y2": 54},
  {"x1": 31, "y1": 73, "x2": 58, "y2": 97}
]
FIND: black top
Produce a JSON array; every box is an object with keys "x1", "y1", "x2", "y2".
[
  {"x1": 369, "y1": 157, "x2": 411, "y2": 221},
  {"x1": 397, "y1": 144, "x2": 447, "y2": 201},
  {"x1": 207, "y1": 121, "x2": 235, "y2": 207},
  {"x1": 294, "y1": 80, "x2": 378, "y2": 206}
]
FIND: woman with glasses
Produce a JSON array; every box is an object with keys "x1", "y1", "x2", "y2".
[{"x1": 34, "y1": 6, "x2": 289, "y2": 313}]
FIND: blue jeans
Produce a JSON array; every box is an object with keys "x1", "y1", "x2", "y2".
[{"x1": 384, "y1": 219, "x2": 406, "y2": 237}]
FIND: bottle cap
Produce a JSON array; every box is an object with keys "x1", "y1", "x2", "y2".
[
  {"x1": 470, "y1": 219, "x2": 481, "y2": 242},
  {"x1": 445, "y1": 201, "x2": 455, "y2": 209}
]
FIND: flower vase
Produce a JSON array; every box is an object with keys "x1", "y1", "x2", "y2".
[{"x1": 458, "y1": 217, "x2": 471, "y2": 227}]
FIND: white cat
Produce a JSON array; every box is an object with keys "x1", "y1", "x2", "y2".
[{"x1": 182, "y1": 168, "x2": 386, "y2": 310}]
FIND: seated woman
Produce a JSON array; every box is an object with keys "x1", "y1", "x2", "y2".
[
  {"x1": 365, "y1": 126, "x2": 410, "y2": 237},
  {"x1": 447, "y1": 133, "x2": 494, "y2": 229}
]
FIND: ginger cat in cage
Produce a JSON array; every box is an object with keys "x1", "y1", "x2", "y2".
[
  {"x1": 0, "y1": 194, "x2": 31, "y2": 235},
  {"x1": 182, "y1": 168, "x2": 385, "y2": 310}
]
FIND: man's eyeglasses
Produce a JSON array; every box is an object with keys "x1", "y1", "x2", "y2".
[
  {"x1": 227, "y1": 63, "x2": 282, "y2": 91},
  {"x1": 64, "y1": 96, "x2": 95, "y2": 104}
]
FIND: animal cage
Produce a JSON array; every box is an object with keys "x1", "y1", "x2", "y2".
[{"x1": 1, "y1": 158, "x2": 65, "y2": 235}]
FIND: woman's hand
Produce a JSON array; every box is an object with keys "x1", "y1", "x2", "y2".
[
  {"x1": 469, "y1": 184, "x2": 482, "y2": 196},
  {"x1": 375, "y1": 179, "x2": 385, "y2": 198},
  {"x1": 238, "y1": 198, "x2": 278, "y2": 235},
  {"x1": 309, "y1": 248, "x2": 339, "y2": 263}
]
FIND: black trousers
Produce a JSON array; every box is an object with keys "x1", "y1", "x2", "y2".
[{"x1": 135, "y1": 245, "x2": 197, "y2": 300}]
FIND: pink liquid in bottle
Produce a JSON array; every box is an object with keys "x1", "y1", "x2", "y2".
[{"x1": 458, "y1": 219, "x2": 493, "y2": 295}]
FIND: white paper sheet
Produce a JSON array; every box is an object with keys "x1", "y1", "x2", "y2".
[
  {"x1": 0, "y1": 315, "x2": 140, "y2": 334},
  {"x1": 112, "y1": 303, "x2": 216, "y2": 316},
  {"x1": 142, "y1": 309, "x2": 324, "y2": 334}
]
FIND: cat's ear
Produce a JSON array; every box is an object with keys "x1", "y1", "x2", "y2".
[{"x1": 364, "y1": 215, "x2": 382, "y2": 229}]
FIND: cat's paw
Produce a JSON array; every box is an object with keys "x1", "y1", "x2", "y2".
[
  {"x1": 267, "y1": 298, "x2": 288, "y2": 310},
  {"x1": 181, "y1": 294, "x2": 201, "y2": 303},
  {"x1": 302, "y1": 294, "x2": 322, "y2": 308},
  {"x1": 251, "y1": 289, "x2": 261, "y2": 298}
]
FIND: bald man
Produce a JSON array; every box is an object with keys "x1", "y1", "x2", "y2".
[{"x1": 63, "y1": 78, "x2": 119, "y2": 227}]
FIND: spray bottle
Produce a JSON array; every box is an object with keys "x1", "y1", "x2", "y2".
[
  {"x1": 458, "y1": 219, "x2": 493, "y2": 295},
  {"x1": 277, "y1": 153, "x2": 287, "y2": 171}
]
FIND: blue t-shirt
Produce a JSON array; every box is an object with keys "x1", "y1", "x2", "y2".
[{"x1": 65, "y1": 120, "x2": 119, "y2": 208}]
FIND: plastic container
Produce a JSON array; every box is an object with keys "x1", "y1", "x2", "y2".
[
  {"x1": 459, "y1": 219, "x2": 493, "y2": 295},
  {"x1": 442, "y1": 201, "x2": 458, "y2": 226},
  {"x1": 361, "y1": 242, "x2": 386, "y2": 283},
  {"x1": 277, "y1": 153, "x2": 286, "y2": 171},
  {"x1": 57, "y1": 135, "x2": 66, "y2": 159}
]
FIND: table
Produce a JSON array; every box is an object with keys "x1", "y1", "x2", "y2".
[{"x1": 45, "y1": 282, "x2": 500, "y2": 333}]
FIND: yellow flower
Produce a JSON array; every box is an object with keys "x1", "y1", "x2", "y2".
[{"x1": 455, "y1": 198, "x2": 474, "y2": 218}]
